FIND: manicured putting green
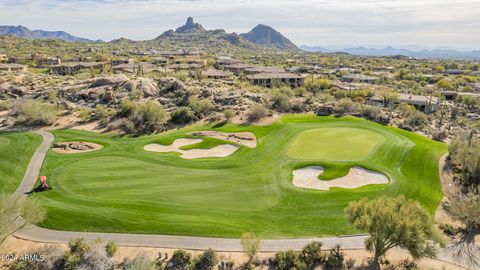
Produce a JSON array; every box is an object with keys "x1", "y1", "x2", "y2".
[
  {"x1": 287, "y1": 127, "x2": 385, "y2": 161},
  {"x1": 32, "y1": 115, "x2": 447, "y2": 238}
]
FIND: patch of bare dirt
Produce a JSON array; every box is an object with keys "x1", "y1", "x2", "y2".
[{"x1": 191, "y1": 131, "x2": 257, "y2": 148}]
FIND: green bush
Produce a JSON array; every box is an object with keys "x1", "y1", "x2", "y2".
[
  {"x1": 301, "y1": 241, "x2": 325, "y2": 269},
  {"x1": 274, "y1": 250, "x2": 304, "y2": 270},
  {"x1": 170, "y1": 107, "x2": 195, "y2": 124},
  {"x1": 189, "y1": 97, "x2": 215, "y2": 116},
  {"x1": 247, "y1": 104, "x2": 268, "y2": 122},
  {"x1": 193, "y1": 249, "x2": 218, "y2": 270},
  {"x1": 13, "y1": 100, "x2": 58, "y2": 126},
  {"x1": 166, "y1": 249, "x2": 192, "y2": 270}
]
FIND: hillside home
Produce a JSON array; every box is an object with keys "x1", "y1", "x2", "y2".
[
  {"x1": 371, "y1": 93, "x2": 440, "y2": 113},
  {"x1": 342, "y1": 74, "x2": 379, "y2": 84},
  {"x1": 112, "y1": 63, "x2": 159, "y2": 74},
  {"x1": 111, "y1": 59, "x2": 134, "y2": 66},
  {"x1": 37, "y1": 57, "x2": 61, "y2": 67},
  {"x1": 50, "y1": 62, "x2": 105, "y2": 75},
  {"x1": 151, "y1": 57, "x2": 168, "y2": 65},
  {"x1": 445, "y1": 69, "x2": 464, "y2": 75},
  {"x1": 244, "y1": 66, "x2": 285, "y2": 75},
  {"x1": 223, "y1": 63, "x2": 255, "y2": 75},
  {"x1": 168, "y1": 63, "x2": 202, "y2": 71},
  {"x1": 214, "y1": 57, "x2": 240, "y2": 69},
  {"x1": 0, "y1": 63, "x2": 27, "y2": 72},
  {"x1": 247, "y1": 72, "x2": 304, "y2": 88},
  {"x1": 203, "y1": 69, "x2": 232, "y2": 80}
]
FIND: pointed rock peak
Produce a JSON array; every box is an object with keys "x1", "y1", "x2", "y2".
[{"x1": 175, "y1": 17, "x2": 205, "y2": 33}]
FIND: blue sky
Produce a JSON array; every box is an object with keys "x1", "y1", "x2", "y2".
[{"x1": 0, "y1": 0, "x2": 479, "y2": 49}]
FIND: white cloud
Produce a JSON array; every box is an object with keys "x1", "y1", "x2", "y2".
[{"x1": 0, "y1": 0, "x2": 479, "y2": 48}]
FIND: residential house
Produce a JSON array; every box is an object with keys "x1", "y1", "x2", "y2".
[
  {"x1": 371, "y1": 93, "x2": 440, "y2": 113},
  {"x1": 214, "y1": 56, "x2": 239, "y2": 69},
  {"x1": 247, "y1": 72, "x2": 304, "y2": 88},
  {"x1": 244, "y1": 66, "x2": 285, "y2": 75},
  {"x1": 223, "y1": 63, "x2": 254, "y2": 75},
  {"x1": 50, "y1": 62, "x2": 105, "y2": 75},
  {"x1": 342, "y1": 74, "x2": 379, "y2": 84},
  {"x1": 0, "y1": 63, "x2": 27, "y2": 72},
  {"x1": 37, "y1": 57, "x2": 61, "y2": 67},
  {"x1": 112, "y1": 62, "x2": 160, "y2": 74},
  {"x1": 445, "y1": 69, "x2": 464, "y2": 75},
  {"x1": 111, "y1": 59, "x2": 134, "y2": 66},
  {"x1": 203, "y1": 69, "x2": 232, "y2": 80},
  {"x1": 151, "y1": 57, "x2": 168, "y2": 66},
  {"x1": 168, "y1": 63, "x2": 202, "y2": 71}
]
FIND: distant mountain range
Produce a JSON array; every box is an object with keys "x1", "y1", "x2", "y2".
[
  {"x1": 153, "y1": 17, "x2": 298, "y2": 51},
  {"x1": 0, "y1": 18, "x2": 298, "y2": 51},
  {"x1": 300, "y1": 45, "x2": 480, "y2": 60},
  {"x1": 0, "y1": 25, "x2": 100, "y2": 43}
]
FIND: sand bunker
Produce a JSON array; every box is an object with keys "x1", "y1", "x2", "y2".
[
  {"x1": 292, "y1": 166, "x2": 389, "y2": 190},
  {"x1": 144, "y1": 138, "x2": 239, "y2": 159},
  {"x1": 191, "y1": 131, "x2": 257, "y2": 148},
  {"x1": 52, "y1": 141, "x2": 103, "y2": 154}
]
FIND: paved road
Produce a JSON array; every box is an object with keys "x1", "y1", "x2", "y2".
[{"x1": 6, "y1": 131, "x2": 472, "y2": 268}]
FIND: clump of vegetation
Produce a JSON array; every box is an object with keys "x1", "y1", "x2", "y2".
[
  {"x1": 118, "y1": 99, "x2": 168, "y2": 134},
  {"x1": 223, "y1": 109, "x2": 235, "y2": 122},
  {"x1": 166, "y1": 249, "x2": 192, "y2": 270},
  {"x1": 447, "y1": 192, "x2": 480, "y2": 233},
  {"x1": 193, "y1": 248, "x2": 218, "y2": 270},
  {"x1": 170, "y1": 107, "x2": 195, "y2": 125},
  {"x1": 241, "y1": 232, "x2": 261, "y2": 269},
  {"x1": 12, "y1": 99, "x2": 58, "y2": 126},
  {"x1": 345, "y1": 196, "x2": 443, "y2": 267},
  {"x1": 449, "y1": 131, "x2": 480, "y2": 188},
  {"x1": 247, "y1": 104, "x2": 268, "y2": 122},
  {"x1": 189, "y1": 97, "x2": 215, "y2": 116}
]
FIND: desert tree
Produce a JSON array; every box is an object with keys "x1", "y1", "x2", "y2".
[
  {"x1": 345, "y1": 196, "x2": 444, "y2": 268},
  {"x1": 241, "y1": 232, "x2": 261, "y2": 268}
]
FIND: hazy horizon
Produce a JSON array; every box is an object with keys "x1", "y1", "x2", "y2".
[{"x1": 1, "y1": 0, "x2": 479, "y2": 50}]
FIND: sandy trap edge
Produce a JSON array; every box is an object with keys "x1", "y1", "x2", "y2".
[
  {"x1": 292, "y1": 166, "x2": 389, "y2": 190},
  {"x1": 144, "y1": 138, "x2": 239, "y2": 159}
]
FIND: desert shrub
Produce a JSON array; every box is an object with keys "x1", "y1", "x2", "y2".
[
  {"x1": 325, "y1": 245, "x2": 344, "y2": 270},
  {"x1": 193, "y1": 249, "x2": 218, "y2": 270},
  {"x1": 300, "y1": 241, "x2": 325, "y2": 269},
  {"x1": 274, "y1": 250, "x2": 304, "y2": 270},
  {"x1": 432, "y1": 130, "x2": 448, "y2": 142},
  {"x1": 404, "y1": 110, "x2": 429, "y2": 129},
  {"x1": 305, "y1": 78, "x2": 331, "y2": 93},
  {"x1": 223, "y1": 109, "x2": 235, "y2": 122},
  {"x1": 397, "y1": 259, "x2": 418, "y2": 270},
  {"x1": 189, "y1": 97, "x2": 214, "y2": 116},
  {"x1": 447, "y1": 192, "x2": 480, "y2": 233},
  {"x1": 95, "y1": 104, "x2": 116, "y2": 125},
  {"x1": 1, "y1": 195, "x2": 46, "y2": 242},
  {"x1": 20, "y1": 196, "x2": 47, "y2": 224},
  {"x1": 13, "y1": 100, "x2": 58, "y2": 126},
  {"x1": 78, "y1": 108, "x2": 94, "y2": 122},
  {"x1": 122, "y1": 254, "x2": 153, "y2": 270},
  {"x1": 270, "y1": 91, "x2": 291, "y2": 112},
  {"x1": 166, "y1": 250, "x2": 192, "y2": 270},
  {"x1": 449, "y1": 131, "x2": 480, "y2": 187},
  {"x1": 0, "y1": 100, "x2": 11, "y2": 110},
  {"x1": 361, "y1": 105, "x2": 381, "y2": 120},
  {"x1": 105, "y1": 241, "x2": 117, "y2": 258},
  {"x1": 118, "y1": 100, "x2": 167, "y2": 134},
  {"x1": 170, "y1": 107, "x2": 195, "y2": 124},
  {"x1": 247, "y1": 104, "x2": 268, "y2": 122},
  {"x1": 76, "y1": 243, "x2": 115, "y2": 270},
  {"x1": 439, "y1": 223, "x2": 459, "y2": 236}
]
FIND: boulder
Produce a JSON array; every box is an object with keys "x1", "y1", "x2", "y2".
[
  {"x1": 137, "y1": 78, "x2": 159, "y2": 97},
  {"x1": 90, "y1": 74, "x2": 129, "y2": 87}
]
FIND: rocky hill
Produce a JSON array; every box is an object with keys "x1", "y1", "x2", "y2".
[
  {"x1": 0, "y1": 25, "x2": 98, "y2": 43},
  {"x1": 241, "y1": 24, "x2": 298, "y2": 50},
  {"x1": 154, "y1": 17, "x2": 298, "y2": 52}
]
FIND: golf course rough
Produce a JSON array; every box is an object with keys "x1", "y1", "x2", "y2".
[
  {"x1": 0, "y1": 132, "x2": 42, "y2": 194},
  {"x1": 32, "y1": 115, "x2": 447, "y2": 238}
]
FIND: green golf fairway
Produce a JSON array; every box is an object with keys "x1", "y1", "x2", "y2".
[
  {"x1": 0, "y1": 132, "x2": 42, "y2": 194},
  {"x1": 287, "y1": 127, "x2": 385, "y2": 161},
  {"x1": 32, "y1": 115, "x2": 447, "y2": 238}
]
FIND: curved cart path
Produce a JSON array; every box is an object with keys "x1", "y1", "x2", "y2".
[{"x1": 8, "y1": 131, "x2": 471, "y2": 268}]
